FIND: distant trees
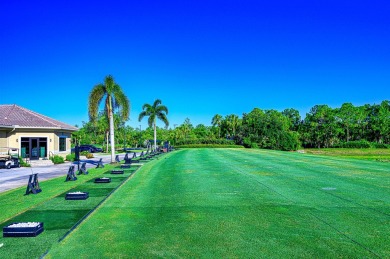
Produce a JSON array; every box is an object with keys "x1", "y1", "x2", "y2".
[
  {"x1": 211, "y1": 114, "x2": 223, "y2": 138},
  {"x1": 241, "y1": 108, "x2": 300, "y2": 150},
  {"x1": 300, "y1": 101, "x2": 390, "y2": 148},
  {"x1": 75, "y1": 99, "x2": 389, "y2": 152},
  {"x1": 224, "y1": 114, "x2": 241, "y2": 137},
  {"x1": 282, "y1": 108, "x2": 301, "y2": 131}
]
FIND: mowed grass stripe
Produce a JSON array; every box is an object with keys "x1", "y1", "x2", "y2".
[
  {"x1": 47, "y1": 149, "x2": 389, "y2": 258},
  {"x1": 209, "y1": 149, "x2": 389, "y2": 257},
  {"x1": 0, "y1": 165, "x2": 139, "y2": 258},
  {"x1": 229, "y1": 148, "x2": 389, "y2": 212}
]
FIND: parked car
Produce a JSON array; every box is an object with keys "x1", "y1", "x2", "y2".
[{"x1": 78, "y1": 145, "x2": 103, "y2": 153}]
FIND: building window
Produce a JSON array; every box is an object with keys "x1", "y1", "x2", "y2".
[{"x1": 59, "y1": 137, "x2": 66, "y2": 152}]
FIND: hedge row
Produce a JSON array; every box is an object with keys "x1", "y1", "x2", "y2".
[
  {"x1": 176, "y1": 144, "x2": 244, "y2": 148},
  {"x1": 175, "y1": 138, "x2": 236, "y2": 146},
  {"x1": 333, "y1": 140, "x2": 390, "y2": 149}
]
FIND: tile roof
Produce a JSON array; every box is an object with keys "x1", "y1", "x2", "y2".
[{"x1": 0, "y1": 104, "x2": 78, "y2": 131}]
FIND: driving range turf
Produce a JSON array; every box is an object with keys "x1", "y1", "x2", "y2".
[{"x1": 1, "y1": 148, "x2": 389, "y2": 258}]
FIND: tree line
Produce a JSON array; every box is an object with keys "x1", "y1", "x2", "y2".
[{"x1": 74, "y1": 93, "x2": 389, "y2": 151}]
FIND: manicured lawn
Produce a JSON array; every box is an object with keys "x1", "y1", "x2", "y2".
[
  {"x1": 0, "y1": 163, "x2": 142, "y2": 258},
  {"x1": 305, "y1": 148, "x2": 390, "y2": 162},
  {"x1": 46, "y1": 149, "x2": 389, "y2": 258}
]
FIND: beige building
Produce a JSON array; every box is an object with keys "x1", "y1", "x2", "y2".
[{"x1": 0, "y1": 104, "x2": 78, "y2": 160}]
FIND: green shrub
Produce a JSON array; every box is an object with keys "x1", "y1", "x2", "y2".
[
  {"x1": 80, "y1": 151, "x2": 89, "y2": 156},
  {"x1": 373, "y1": 143, "x2": 390, "y2": 149},
  {"x1": 250, "y1": 142, "x2": 259, "y2": 149},
  {"x1": 19, "y1": 157, "x2": 31, "y2": 167},
  {"x1": 243, "y1": 137, "x2": 252, "y2": 148},
  {"x1": 335, "y1": 140, "x2": 372, "y2": 149},
  {"x1": 175, "y1": 138, "x2": 236, "y2": 146},
  {"x1": 51, "y1": 155, "x2": 65, "y2": 164},
  {"x1": 66, "y1": 153, "x2": 75, "y2": 161},
  {"x1": 277, "y1": 131, "x2": 300, "y2": 151},
  {"x1": 176, "y1": 144, "x2": 244, "y2": 148}
]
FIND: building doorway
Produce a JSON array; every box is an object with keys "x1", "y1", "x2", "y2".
[{"x1": 21, "y1": 137, "x2": 48, "y2": 160}]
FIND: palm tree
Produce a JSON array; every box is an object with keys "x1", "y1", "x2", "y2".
[
  {"x1": 181, "y1": 118, "x2": 192, "y2": 141},
  {"x1": 212, "y1": 114, "x2": 223, "y2": 138},
  {"x1": 226, "y1": 114, "x2": 240, "y2": 136},
  {"x1": 88, "y1": 75, "x2": 130, "y2": 163},
  {"x1": 138, "y1": 99, "x2": 169, "y2": 149}
]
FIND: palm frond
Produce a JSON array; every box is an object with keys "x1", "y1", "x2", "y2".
[
  {"x1": 153, "y1": 99, "x2": 162, "y2": 108},
  {"x1": 156, "y1": 105, "x2": 168, "y2": 115},
  {"x1": 88, "y1": 84, "x2": 106, "y2": 122},
  {"x1": 104, "y1": 75, "x2": 115, "y2": 94},
  {"x1": 113, "y1": 86, "x2": 130, "y2": 120},
  {"x1": 142, "y1": 103, "x2": 152, "y2": 111},
  {"x1": 157, "y1": 113, "x2": 169, "y2": 127},
  {"x1": 148, "y1": 114, "x2": 156, "y2": 128},
  {"x1": 138, "y1": 111, "x2": 147, "y2": 122}
]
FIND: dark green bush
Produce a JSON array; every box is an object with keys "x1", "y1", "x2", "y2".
[
  {"x1": 373, "y1": 143, "x2": 390, "y2": 149},
  {"x1": 175, "y1": 139, "x2": 236, "y2": 146},
  {"x1": 66, "y1": 153, "x2": 75, "y2": 161},
  {"x1": 51, "y1": 155, "x2": 65, "y2": 164},
  {"x1": 19, "y1": 157, "x2": 31, "y2": 167},
  {"x1": 277, "y1": 131, "x2": 300, "y2": 151},
  {"x1": 243, "y1": 137, "x2": 252, "y2": 148},
  {"x1": 335, "y1": 140, "x2": 372, "y2": 148},
  {"x1": 243, "y1": 131, "x2": 300, "y2": 151}
]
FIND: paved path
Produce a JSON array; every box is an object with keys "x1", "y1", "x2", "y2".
[{"x1": 0, "y1": 153, "x2": 134, "y2": 194}]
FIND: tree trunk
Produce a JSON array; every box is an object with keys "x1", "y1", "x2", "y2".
[
  {"x1": 109, "y1": 99, "x2": 115, "y2": 163},
  {"x1": 105, "y1": 131, "x2": 109, "y2": 153},
  {"x1": 154, "y1": 120, "x2": 157, "y2": 150}
]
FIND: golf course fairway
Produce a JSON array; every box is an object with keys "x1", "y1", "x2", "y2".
[{"x1": 45, "y1": 148, "x2": 389, "y2": 258}]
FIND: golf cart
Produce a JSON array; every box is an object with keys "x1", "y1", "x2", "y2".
[{"x1": 0, "y1": 147, "x2": 21, "y2": 169}]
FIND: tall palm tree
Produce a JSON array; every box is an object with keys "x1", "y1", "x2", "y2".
[
  {"x1": 212, "y1": 114, "x2": 223, "y2": 138},
  {"x1": 226, "y1": 114, "x2": 240, "y2": 136},
  {"x1": 138, "y1": 99, "x2": 169, "y2": 149},
  {"x1": 88, "y1": 75, "x2": 130, "y2": 163}
]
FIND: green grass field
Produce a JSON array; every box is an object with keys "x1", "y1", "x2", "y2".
[
  {"x1": 0, "y1": 163, "x2": 141, "y2": 258},
  {"x1": 305, "y1": 148, "x2": 390, "y2": 162},
  {"x1": 40, "y1": 149, "x2": 390, "y2": 258}
]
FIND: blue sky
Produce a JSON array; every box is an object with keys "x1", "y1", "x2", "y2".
[{"x1": 1, "y1": 0, "x2": 389, "y2": 129}]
